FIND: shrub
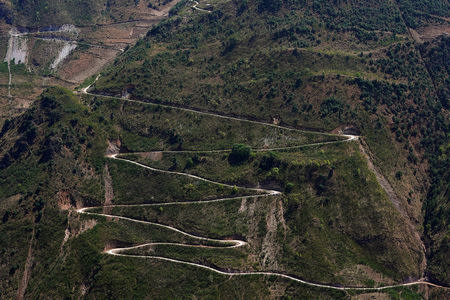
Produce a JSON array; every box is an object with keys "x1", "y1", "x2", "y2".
[
  {"x1": 228, "y1": 144, "x2": 251, "y2": 165},
  {"x1": 222, "y1": 37, "x2": 238, "y2": 55},
  {"x1": 320, "y1": 97, "x2": 344, "y2": 118},
  {"x1": 285, "y1": 182, "x2": 294, "y2": 193},
  {"x1": 185, "y1": 157, "x2": 194, "y2": 169},
  {"x1": 259, "y1": 151, "x2": 279, "y2": 171},
  {"x1": 33, "y1": 198, "x2": 45, "y2": 212},
  {"x1": 258, "y1": 0, "x2": 282, "y2": 13},
  {"x1": 232, "y1": 185, "x2": 238, "y2": 194}
]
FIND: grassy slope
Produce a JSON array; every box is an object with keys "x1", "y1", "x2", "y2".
[
  {"x1": 82, "y1": 94, "x2": 341, "y2": 152},
  {"x1": 93, "y1": 0, "x2": 448, "y2": 285},
  {"x1": 0, "y1": 87, "x2": 436, "y2": 298},
  {"x1": 0, "y1": 1, "x2": 448, "y2": 299},
  {"x1": 116, "y1": 141, "x2": 424, "y2": 284},
  {"x1": 93, "y1": 0, "x2": 443, "y2": 225},
  {"x1": 0, "y1": 87, "x2": 109, "y2": 299}
]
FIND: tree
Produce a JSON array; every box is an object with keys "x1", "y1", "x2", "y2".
[
  {"x1": 228, "y1": 144, "x2": 251, "y2": 165},
  {"x1": 185, "y1": 157, "x2": 194, "y2": 169},
  {"x1": 285, "y1": 182, "x2": 294, "y2": 193},
  {"x1": 320, "y1": 97, "x2": 344, "y2": 118},
  {"x1": 258, "y1": 0, "x2": 282, "y2": 13}
]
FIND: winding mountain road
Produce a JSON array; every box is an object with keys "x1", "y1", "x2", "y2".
[
  {"x1": 77, "y1": 150, "x2": 447, "y2": 291},
  {"x1": 75, "y1": 82, "x2": 450, "y2": 291},
  {"x1": 73, "y1": 14, "x2": 449, "y2": 288},
  {"x1": 190, "y1": 0, "x2": 212, "y2": 13}
]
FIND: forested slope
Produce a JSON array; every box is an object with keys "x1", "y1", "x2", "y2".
[{"x1": 0, "y1": 0, "x2": 448, "y2": 298}]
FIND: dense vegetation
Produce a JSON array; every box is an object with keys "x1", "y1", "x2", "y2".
[
  {"x1": 0, "y1": 88, "x2": 107, "y2": 298},
  {"x1": 397, "y1": 0, "x2": 450, "y2": 28},
  {"x1": 418, "y1": 36, "x2": 450, "y2": 285},
  {"x1": 92, "y1": 0, "x2": 449, "y2": 287},
  {"x1": 0, "y1": 0, "x2": 449, "y2": 298},
  {"x1": 0, "y1": 88, "x2": 434, "y2": 298}
]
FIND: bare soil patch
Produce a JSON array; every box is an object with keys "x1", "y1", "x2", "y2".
[
  {"x1": 57, "y1": 191, "x2": 72, "y2": 210},
  {"x1": 57, "y1": 47, "x2": 119, "y2": 83},
  {"x1": 141, "y1": 151, "x2": 164, "y2": 161},
  {"x1": 417, "y1": 25, "x2": 450, "y2": 41}
]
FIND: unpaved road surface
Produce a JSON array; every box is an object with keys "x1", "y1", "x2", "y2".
[
  {"x1": 78, "y1": 83, "x2": 447, "y2": 290},
  {"x1": 73, "y1": 2, "x2": 448, "y2": 291}
]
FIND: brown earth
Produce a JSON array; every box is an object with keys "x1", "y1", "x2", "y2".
[
  {"x1": 351, "y1": 293, "x2": 390, "y2": 300},
  {"x1": 103, "y1": 163, "x2": 114, "y2": 214},
  {"x1": 57, "y1": 47, "x2": 120, "y2": 83},
  {"x1": 16, "y1": 225, "x2": 35, "y2": 300},
  {"x1": 0, "y1": 0, "x2": 183, "y2": 127},
  {"x1": 416, "y1": 25, "x2": 450, "y2": 41},
  {"x1": 55, "y1": 0, "x2": 182, "y2": 83},
  {"x1": 140, "y1": 151, "x2": 164, "y2": 161},
  {"x1": 57, "y1": 191, "x2": 72, "y2": 210}
]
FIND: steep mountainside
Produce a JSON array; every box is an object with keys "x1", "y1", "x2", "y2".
[
  {"x1": 0, "y1": 0, "x2": 181, "y2": 134},
  {"x1": 0, "y1": 0, "x2": 448, "y2": 299},
  {"x1": 91, "y1": 0, "x2": 449, "y2": 287}
]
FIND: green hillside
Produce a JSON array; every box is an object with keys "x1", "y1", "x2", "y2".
[
  {"x1": 91, "y1": 0, "x2": 449, "y2": 287},
  {"x1": 0, "y1": 85, "x2": 437, "y2": 298},
  {"x1": 0, "y1": 0, "x2": 448, "y2": 298}
]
